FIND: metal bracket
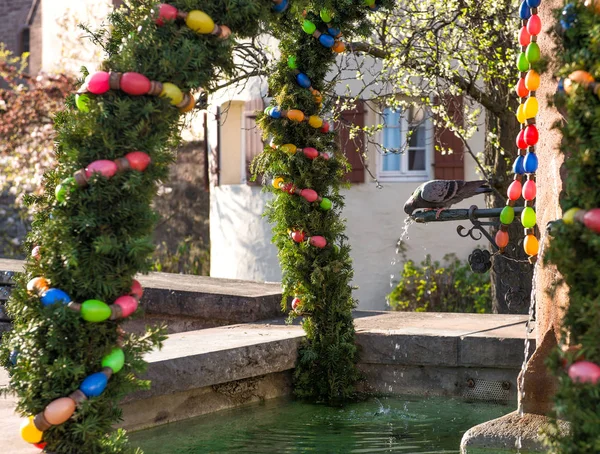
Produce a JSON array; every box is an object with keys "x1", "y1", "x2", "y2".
[{"x1": 457, "y1": 205, "x2": 501, "y2": 251}]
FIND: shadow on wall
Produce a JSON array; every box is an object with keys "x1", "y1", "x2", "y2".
[{"x1": 152, "y1": 140, "x2": 210, "y2": 275}]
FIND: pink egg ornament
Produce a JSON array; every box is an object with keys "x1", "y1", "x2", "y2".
[
  {"x1": 156, "y1": 3, "x2": 178, "y2": 26},
  {"x1": 309, "y1": 236, "x2": 327, "y2": 248},
  {"x1": 86, "y1": 72, "x2": 110, "y2": 95},
  {"x1": 125, "y1": 151, "x2": 151, "y2": 171},
  {"x1": 568, "y1": 361, "x2": 600, "y2": 385},
  {"x1": 85, "y1": 160, "x2": 118, "y2": 179},
  {"x1": 130, "y1": 279, "x2": 143, "y2": 299},
  {"x1": 300, "y1": 189, "x2": 318, "y2": 203},
  {"x1": 583, "y1": 208, "x2": 600, "y2": 234},
  {"x1": 522, "y1": 180, "x2": 537, "y2": 201},
  {"x1": 114, "y1": 295, "x2": 138, "y2": 318},
  {"x1": 121, "y1": 72, "x2": 151, "y2": 96},
  {"x1": 507, "y1": 180, "x2": 522, "y2": 201},
  {"x1": 303, "y1": 148, "x2": 319, "y2": 159}
]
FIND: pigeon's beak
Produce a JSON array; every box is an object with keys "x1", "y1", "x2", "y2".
[{"x1": 403, "y1": 198, "x2": 414, "y2": 216}]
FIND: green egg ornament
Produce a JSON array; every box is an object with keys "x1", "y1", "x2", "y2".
[
  {"x1": 521, "y1": 207, "x2": 537, "y2": 228},
  {"x1": 525, "y1": 42, "x2": 540, "y2": 64},
  {"x1": 81, "y1": 299, "x2": 112, "y2": 322},
  {"x1": 517, "y1": 52, "x2": 529, "y2": 72},
  {"x1": 287, "y1": 55, "x2": 297, "y2": 69},
  {"x1": 75, "y1": 94, "x2": 90, "y2": 112},
  {"x1": 320, "y1": 8, "x2": 332, "y2": 22},
  {"x1": 320, "y1": 197, "x2": 332, "y2": 210},
  {"x1": 55, "y1": 177, "x2": 76, "y2": 203},
  {"x1": 500, "y1": 206, "x2": 515, "y2": 225},
  {"x1": 302, "y1": 20, "x2": 316, "y2": 34},
  {"x1": 101, "y1": 348, "x2": 125, "y2": 373}
]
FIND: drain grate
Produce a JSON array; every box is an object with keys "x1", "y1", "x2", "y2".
[{"x1": 462, "y1": 378, "x2": 510, "y2": 402}]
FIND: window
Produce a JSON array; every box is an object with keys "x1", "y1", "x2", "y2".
[{"x1": 379, "y1": 106, "x2": 431, "y2": 182}]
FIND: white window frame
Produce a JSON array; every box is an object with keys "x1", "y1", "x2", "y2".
[{"x1": 377, "y1": 106, "x2": 434, "y2": 183}]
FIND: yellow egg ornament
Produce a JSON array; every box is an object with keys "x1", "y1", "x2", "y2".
[
  {"x1": 160, "y1": 83, "x2": 184, "y2": 105},
  {"x1": 524, "y1": 97, "x2": 539, "y2": 119},
  {"x1": 516, "y1": 104, "x2": 527, "y2": 124},
  {"x1": 308, "y1": 115, "x2": 323, "y2": 128},
  {"x1": 280, "y1": 144, "x2": 297, "y2": 154},
  {"x1": 563, "y1": 207, "x2": 582, "y2": 225},
  {"x1": 20, "y1": 416, "x2": 43, "y2": 444},
  {"x1": 185, "y1": 10, "x2": 216, "y2": 34},
  {"x1": 272, "y1": 177, "x2": 284, "y2": 189}
]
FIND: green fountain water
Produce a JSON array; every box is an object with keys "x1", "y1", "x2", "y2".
[{"x1": 131, "y1": 395, "x2": 513, "y2": 453}]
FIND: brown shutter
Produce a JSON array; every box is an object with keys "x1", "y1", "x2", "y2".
[
  {"x1": 244, "y1": 98, "x2": 265, "y2": 186},
  {"x1": 434, "y1": 95, "x2": 464, "y2": 180},
  {"x1": 208, "y1": 107, "x2": 221, "y2": 187},
  {"x1": 338, "y1": 101, "x2": 365, "y2": 183}
]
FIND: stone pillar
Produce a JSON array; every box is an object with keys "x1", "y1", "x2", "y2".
[{"x1": 518, "y1": 0, "x2": 567, "y2": 416}]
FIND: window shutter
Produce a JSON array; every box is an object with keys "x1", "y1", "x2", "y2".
[
  {"x1": 434, "y1": 95, "x2": 464, "y2": 180},
  {"x1": 244, "y1": 98, "x2": 265, "y2": 186},
  {"x1": 112, "y1": 0, "x2": 123, "y2": 6},
  {"x1": 208, "y1": 107, "x2": 221, "y2": 187},
  {"x1": 338, "y1": 101, "x2": 365, "y2": 183}
]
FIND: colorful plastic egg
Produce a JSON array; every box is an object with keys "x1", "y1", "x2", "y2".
[
  {"x1": 85, "y1": 160, "x2": 118, "y2": 179},
  {"x1": 156, "y1": 3, "x2": 178, "y2": 26},
  {"x1": 524, "y1": 97, "x2": 539, "y2": 118},
  {"x1": 178, "y1": 93, "x2": 196, "y2": 113},
  {"x1": 320, "y1": 197, "x2": 332, "y2": 210},
  {"x1": 75, "y1": 94, "x2": 90, "y2": 112},
  {"x1": 319, "y1": 34, "x2": 335, "y2": 48},
  {"x1": 561, "y1": 4, "x2": 577, "y2": 30},
  {"x1": 55, "y1": 177, "x2": 75, "y2": 203},
  {"x1": 583, "y1": 208, "x2": 600, "y2": 233},
  {"x1": 287, "y1": 109, "x2": 305, "y2": 122},
  {"x1": 320, "y1": 122, "x2": 331, "y2": 133},
  {"x1": 525, "y1": 70, "x2": 540, "y2": 91},
  {"x1": 302, "y1": 20, "x2": 316, "y2": 34},
  {"x1": 524, "y1": 234, "x2": 539, "y2": 256},
  {"x1": 518, "y1": 26, "x2": 530, "y2": 47},
  {"x1": 524, "y1": 152, "x2": 538, "y2": 173},
  {"x1": 516, "y1": 130, "x2": 528, "y2": 150},
  {"x1": 80, "y1": 372, "x2": 108, "y2": 397},
  {"x1": 31, "y1": 246, "x2": 41, "y2": 260},
  {"x1": 303, "y1": 147, "x2": 319, "y2": 159},
  {"x1": 563, "y1": 207, "x2": 582, "y2": 224},
  {"x1": 81, "y1": 299, "x2": 111, "y2": 322},
  {"x1": 328, "y1": 27, "x2": 341, "y2": 37},
  {"x1": 27, "y1": 277, "x2": 49, "y2": 294},
  {"x1": 186, "y1": 10, "x2": 215, "y2": 34},
  {"x1": 507, "y1": 180, "x2": 522, "y2": 201},
  {"x1": 34, "y1": 442, "x2": 47, "y2": 450},
  {"x1": 9, "y1": 349, "x2": 18, "y2": 366},
  {"x1": 524, "y1": 124, "x2": 539, "y2": 146},
  {"x1": 114, "y1": 295, "x2": 138, "y2": 317},
  {"x1": 517, "y1": 52, "x2": 529, "y2": 72},
  {"x1": 364, "y1": 0, "x2": 376, "y2": 6},
  {"x1": 568, "y1": 361, "x2": 600, "y2": 384},
  {"x1": 308, "y1": 116, "x2": 323, "y2": 129},
  {"x1": 516, "y1": 104, "x2": 527, "y2": 124},
  {"x1": 287, "y1": 56, "x2": 297, "y2": 69},
  {"x1": 557, "y1": 78, "x2": 565, "y2": 94},
  {"x1": 160, "y1": 83, "x2": 183, "y2": 105},
  {"x1": 495, "y1": 230, "x2": 509, "y2": 248},
  {"x1": 309, "y1": 236, "x2": 327, "y2": 248},
  {"x1": 291, "y1": 231, "x2": 305, "y2": 243},
  {"x1": 519, "y1": 0, "x2": 531, "y2": 19},
  {"x1": 281, "y1": 182, "x2": 296, "y2": 194},
  {"x1": 130, "y1": 279, "x2": 143, "y2": 299},
  {"x1": 521, "y1": 207, "x2": 537, "y2": 228},
  {"x1": 121, "y1": 72, "x2": 151, "y2": 96},
  {"x1": 500, "y1": 206, "x2": 515, "y2": 225},
  {"x1": 296, "y1": 73, "x2": 311, "y2": 88},
  {"x1": 125, "y1": 151, "x2": 151, "y2": 171},
  {"x1": 269, "y1": 107, "x2": 282, "y2": 119},
  {"x1": 41, "y1": 288, "x2": 71, "y2": 306},
  {"x1": 527, "y1": 0, "x2": 541, "y2": 6},
  {"x1": 527, "y1": 14, "x2": 542, "y2": 35},
  {"x1": 585, "y1": 0, "x2": 600, "y2": 13},
  {"x1": 272, "y1": 177, "x2": 284, "y2": 189},
  {"x1": 320, "y1": 8, "x2": 333, "y2": 22},
  {"x1": 569, "y1": 70, "x2": 595, "y2": 88},
  {"x1": 291, "y1": 297, "x2": 302, "y2": 311},
  {"x1": 300, "y1": 189, "x2": 318, "y2": 202},
  {"x1": 44, "y1": 397, "x2": 76, "y2": 425},
  {"x1": 522, "y1": 180, "x2": 537, "y2": 200},
  {"x1": 332, "y1": 41, "x2": 346, "y2": 53},
  {"x1": 513, "y1": 155, "x2": 525, "y2": 174},
  {"x1": 272, "y1": 0, "x2": 288, "y2": 13},
  {"x1": 20, "y1": 416, "x2": 43, "y2": 444},
  {"x1": 526, "y1": 42, "x2": 540, "y2": 64},
  {"x1": 515, "y1": 78, "x2": 528, "y2": 98},
  {"x1": 102, "y1": 348, "x2": 125, "y2": 373},
  {"x1": 86, "y1": 72, "x2": 110, "y2": 95},
  {"x1": 281, "y1": 144, "x2": 297, "y2": 154}
]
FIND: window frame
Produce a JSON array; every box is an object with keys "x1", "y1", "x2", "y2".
[{"x1": 377, "y1": 106, "x2": 433, "y2": 183}]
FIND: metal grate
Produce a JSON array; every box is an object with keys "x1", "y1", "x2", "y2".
[{"x1": 462, "y1": 378, "x2": 510, "y2": 402}]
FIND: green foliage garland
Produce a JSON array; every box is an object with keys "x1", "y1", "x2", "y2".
[
  {"x1": 0, "y1": 1, "x2": 274, "y2": 452},
  {"x1": 544, "y1": 2, "x2": 600, "y2": 452}
]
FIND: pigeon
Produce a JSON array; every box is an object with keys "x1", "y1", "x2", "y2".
[{"x1": 404, "y1": 180, "x2": 492, "y2": 216}]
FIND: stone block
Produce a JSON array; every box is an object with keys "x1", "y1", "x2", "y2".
[{"x1": 460, "y1": 336, "x2": 534, "y2": 369}]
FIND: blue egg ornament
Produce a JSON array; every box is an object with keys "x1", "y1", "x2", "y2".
[
  {"x1": 513, "y1": 155, "x2": 525, "y2": 175},
  {"x1": 524, "y1": 152, "x2": 538, "y2": 173},
  {"x1": 40, "y1": 288, "x2": 72, "y2": 307},
  {"x1": 80, "y1": 372, "x2": 108, "y2": 397},
  {"x1": 296, "y1": 73, "x2": 311, "y2": 88},
  {"x1": 319, "y1": 34, "x2": 335, "y2": 48}
]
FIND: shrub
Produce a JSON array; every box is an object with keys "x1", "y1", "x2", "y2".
[{"x1": 388, "y1": 253, "x2": 492, "y2": 313}]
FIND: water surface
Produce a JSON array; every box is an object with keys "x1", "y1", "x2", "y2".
[{"x1": 132, "y1": 395, "x2": 513, "y2": 453}]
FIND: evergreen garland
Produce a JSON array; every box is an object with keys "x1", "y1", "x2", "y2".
[
  {"x1": 544, "y1": 2, "x2": 600, "y2": 452},
  {"x1": 0, "y1": 1, "x2": 274, "y2": 452}
]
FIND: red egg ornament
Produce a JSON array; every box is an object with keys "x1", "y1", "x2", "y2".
[
  {"x1": 507, "y1": 180, "x2": 522, "y2": 201},
  {"x1": 291, "y1": 297, "x2": 301, "y2": 311},
  {"x1": 527, "y1": 14, "x2": 542, "y2": 35},
  {"x1": 121, "y1": 72, "x2": 151, "y2": 96},
  {"x1": 522, "y1": 180, "x2": 537, "y2": 200},
  {"x1": 515, "y1": 78, "x2": 528, "y2": 98},
  {"x1": 300, "y1": 189, "x2": 318, "y2": 202},
  {"x1": 34, "y1": 443, "x2": 47, "y2": 450},
  {"x1": 583, "y1": 208, "x2": 600, "y2": 234},
  {"x1": 125, "y1": 151, "x2": 151, "y2": 171},
  {"x1": 495, "y1": 230, "x2": 509, "y2": 248},
  {"x1": 86, "y1": 71, "x2": 110, "y2": 95},
  {"x1": 85, "y1": 160, "x2": 118, "y2": 179},
  {"x1": 568, "y1": 361, "x2": 600, "y2": 384},
  {"x1": 518, "y1": 26, "x2": 530, "y2": 47},
  {"x1": 130, "y1": 279, "x2": 143, "y2": 299},
  {"x1": 303, "y1": 147, "x2": 319, "y2": 159},
  {"x1": 516, "y1": 130, "x2": 527, "y2": 150},
  {"x1": 309, "y1": 236, "x2": 327, "y2": 248},
  {"x1": 320, "y1": 122, "x2": 330, "y2": 133},
  {"x1": 291, "y1": 230, "x2": 305, "y2": 243},
  {"x1": 524, "y1": 124, "x2": 539, "y2": 146},
  {"x1": 156, "y1": 3, "x2": 178, "y2": 26},
  {"x1": 280, "y1": 182, "x2": 296, "y2": 194}
]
